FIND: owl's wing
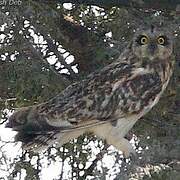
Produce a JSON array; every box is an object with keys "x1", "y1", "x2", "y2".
[{"x1": 6, "y1": 52, "x2": 163, "y2": 149}]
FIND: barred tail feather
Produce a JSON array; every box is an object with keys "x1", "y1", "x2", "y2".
[{"x1": 15, "y1": 131, "x2": 59, "y2": 152}]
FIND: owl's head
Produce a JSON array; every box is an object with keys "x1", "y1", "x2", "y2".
[{"x1": 132, "y1": 26, "x2": 173, "y2": 60}]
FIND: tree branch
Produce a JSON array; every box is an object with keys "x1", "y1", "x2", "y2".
[{"x1": 80, "y1": 143, "x2": 110, "y2": 179}]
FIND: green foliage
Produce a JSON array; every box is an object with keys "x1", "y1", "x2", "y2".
[{"x1": 0, "y1": 1, "x2": 179, "y2": 179}]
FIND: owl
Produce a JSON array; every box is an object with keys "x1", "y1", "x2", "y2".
[{"x1": 6, "y1": 26, "x2": 174, "y2": 157}]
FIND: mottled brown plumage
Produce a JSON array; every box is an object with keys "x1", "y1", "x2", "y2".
[{"x1": 6, "y1": 26, "x2": 175, "y2": 156}]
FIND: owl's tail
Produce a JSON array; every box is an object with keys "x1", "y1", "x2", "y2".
[
  {"x1": 5, "y1": 106, "x2": 60, "y2": 152},
  {"x1": 14, "y1": 130, "x2": 59, "y2": 152}
]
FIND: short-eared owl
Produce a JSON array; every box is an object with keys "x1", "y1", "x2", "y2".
[{"x1": 6, "y1": 26, "x2": 174, "y2": 157}]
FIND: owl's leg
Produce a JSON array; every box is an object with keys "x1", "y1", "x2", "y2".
[
  {"x1": 91, "y1": 122, "x2": 136, "y2": 157},
  {"x1": 106, "y1": 136, "x2": 136, "y2": 158},
  {"x1": 56, "y1": 129, "x2": 85, "y2": 147}
]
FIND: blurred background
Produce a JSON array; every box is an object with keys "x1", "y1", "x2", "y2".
[{"x1": 0, "y1": 0, "x2": 179, "y2": 179}]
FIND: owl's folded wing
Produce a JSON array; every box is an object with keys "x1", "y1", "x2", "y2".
[{"x1": 6, "y1": 60, "x2": 163, "y2": 148}]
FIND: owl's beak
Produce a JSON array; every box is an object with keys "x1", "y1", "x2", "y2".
[{"x1": 148, "y1": 43, "x2": 157, "y2": 55}]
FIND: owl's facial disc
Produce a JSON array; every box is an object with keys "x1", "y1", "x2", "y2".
[
  {"x1": 132, "y1": 31, "x2": 173, "y2": 61},
  {"x1": 148, "y1": 43, "x2": 157, "y2": 56}
]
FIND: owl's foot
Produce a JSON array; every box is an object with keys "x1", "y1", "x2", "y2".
[
  {"x1": 106, "y1": 136, "x2": 136, "y2": 158},
  {"x1": 119, "y1": 138, "x2": 136, "y2": 158}
]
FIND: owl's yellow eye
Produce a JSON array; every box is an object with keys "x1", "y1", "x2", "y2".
[
  {"x1": 140, "y1": 36, "x2": 148, "y2": 45},
  {"x1": 157, "y1": 37, "x2": 165, "y2": 45}
]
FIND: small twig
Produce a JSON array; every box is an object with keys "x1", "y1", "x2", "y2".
[
  {"x1": 0, "y1": 119, "x2": 8, "y2": 125},
  {"x1": 0, "y1": 97, "x2": 17, "y2": 102},
  {"x1": 142, "y1": 117, "x2": 178, "y2": 128},
  {"x1": 23, "y1": 34, "x2": 70, "y2": 86},
  {"x1": 80, "y1": 143, "x2": 109, "y2": 179}
]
